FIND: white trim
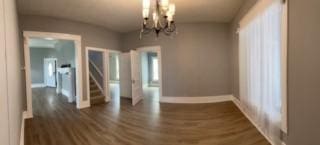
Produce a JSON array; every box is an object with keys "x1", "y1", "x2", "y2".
[
  {"x1": 160, "y1": 95, "x2": 233, "y2": 104},
  {"x1": 31, "y1": 83, "x2": 46, "y2": 88},
  {"x1": 89, "y1": 73, "x2": 104, "y2": 95},
  {"x1": 20, "y1": 111, "x2": 28, "y2": 145},
  {"x1": 280, "y1": 0, "x2": 288, "y2": 133},
  {"x1": 107, "y1": 49, "x2": 121, "y2": 54},
  {"x1": 85, "y1": 47, "x2": 109, "y2": 105},
  {"x1": 23, "y1": 31, "x2": 84, "y2": 118},
  {"x1": 136, "y1": 46, "x2": 163, "y2": 100},
  {"x1": 78, "y1": 101, "x2": 90, "y2": 109}
]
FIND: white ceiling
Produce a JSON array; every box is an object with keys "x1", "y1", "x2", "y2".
[{"x1": 17, "y1": 0, "x2": 245, "y2": 33}]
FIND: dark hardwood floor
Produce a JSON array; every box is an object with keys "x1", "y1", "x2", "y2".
[{"x1": 25, "y1": 87, "x2": 270, "y2": 145}]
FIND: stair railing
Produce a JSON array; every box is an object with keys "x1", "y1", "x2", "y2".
[{"x1": 89, "y1": 60, "x2": 104, "y2": 95}]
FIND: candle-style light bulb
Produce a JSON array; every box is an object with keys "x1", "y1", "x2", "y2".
[
  {"x1": 143, "y1": 9, "x2": 149, "y2": 18},
  {"x1": 161, "y1": 0, "x2": 169, "y2": 10},
  {"x1": 168, "y1": 3, "x2": 175, "y2": 15},
  {"x1": 143, "y1": 0, "x2": 150, "y2": 9},
  {"x1": 153, "y1": 12, "x2": 159, "y2": 28}
]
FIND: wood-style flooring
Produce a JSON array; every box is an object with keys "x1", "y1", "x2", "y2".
[{"x1": 25, "y1": 87, "x2": 270, "y2": 145}]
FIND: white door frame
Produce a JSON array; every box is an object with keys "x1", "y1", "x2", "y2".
[
  {"x1": 23, "y1": 31, "x2": 84, "y2": 119},
  {"x1": 43, "y1": 58, "x2": 57, "y2": 87},
  {"x1": 85, "y1": 47, "x2": 109, "y2": 105},
  {"x1": 136, "y1": 45, "x2": 163, "y2": 100}
]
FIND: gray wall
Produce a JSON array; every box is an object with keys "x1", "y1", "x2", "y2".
[
  {"x1": 30, "y1": 41, "x2": 75, "y2": 84},
  {"x1": 19, "y1": 15, "x2": 122, "y2": 101},
  {"x1": 0, "y1": 0, "x2": 24, "y2": 144},
  {"x1": 54, "y1": 41, "x2": 76, "y2": 67},
  {"x1": 30, "y1": 48, "x2": 53, "y2": 83},
  {"x1": 287, "y1": 0, "x2": 320, "y2": 145},
  {"x1": 122, "y1": 23, "x2": 232, "y2": 97}
]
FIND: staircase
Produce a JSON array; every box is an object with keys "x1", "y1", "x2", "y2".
[{"x1": 90, "y1": 76, "x2": 105, "y2": 105}]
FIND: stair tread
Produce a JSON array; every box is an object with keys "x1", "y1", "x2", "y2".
[
  {"x1": 90, "y1": 89, "x2": 100, "y2": 92},
  {"x1": 90, "y1": 95, "x2": 105, "y2": 105},
  {"x1": 89, "y1": 76, "x2": 105, "y2": 105},
  {"x1": 91, "y1": 95, "x2": 105, "y2": 99}
]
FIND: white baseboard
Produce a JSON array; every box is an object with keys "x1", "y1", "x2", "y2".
[
  {"x1": 31, "y1": 83, "x2": 45, "y2": 88},
  {"x1": 121, "y1": 96, "x2": 132, "y2": 99},
  {"x1": 78, "y1": 101, "x2": 90, "y2": 109},
  {"x1": 160, "y1": 95, "x2": 233, "y2": 104},
  {"x1": 20, "y1": 111, "x2": 28, "y2": 145}
]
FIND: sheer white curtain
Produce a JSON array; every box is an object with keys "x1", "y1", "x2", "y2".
[{"x1": 239, "y1": 0, "x2": 283, "y2": 144}]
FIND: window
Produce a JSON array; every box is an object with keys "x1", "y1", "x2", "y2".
[
  {"x1": 239, "y1": 0, "x2": 285, "y2": 144},
  {"x1": 152, "y1": 57, "x2": 159, "y2": 81},
  {"x1": 48, "y1": 62, "x2": 53, "y2": 77},
  {"x1": 115, "y1": 54, "x2": 120, "y2": 80}
]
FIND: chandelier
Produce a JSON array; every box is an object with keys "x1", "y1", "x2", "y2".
[{"x1": 140, "y1": 0, "x2": 177, "y2": 38}]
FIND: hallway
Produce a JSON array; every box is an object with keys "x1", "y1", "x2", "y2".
[{"x1": 25, "y1": 88, "x2": 270, "y2": 145}]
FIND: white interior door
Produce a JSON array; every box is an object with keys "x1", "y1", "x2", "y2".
[
  {"x1": 130, "y1": 50, "x2": 143, "y2": 106},
  {"x1": 44, "y1": 59, "x2": 57, "y2": 87}
]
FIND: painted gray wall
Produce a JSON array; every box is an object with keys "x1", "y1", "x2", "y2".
[
  {"x1": 19, "y1": 15, "x2": 122, "y2": 101},
  {"x1": 287, "y1": 0, "x2": 320, "y2": 145},
  {"x1": 54, "y1": 41, "x2": 76, "y2": 67},
  {"x1": 122, "y1": 23, "x2": 232, "y2": 97},
  {"x1": 30, "y1": 40, "x2": 75, "y2": 84},
  {"x1": 30, "y1": 48, "x2": 53, "y2": 84}
]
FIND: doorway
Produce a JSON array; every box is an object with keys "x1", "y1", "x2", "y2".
[
  {"x1": 130, "y1": 46, "x2": 162, "y2": 106},
  {"x1": 43, "y1": 58, "x2": 57, "y2": 87},
  {"x1": 85, "y1": 47, "x2": 109, "y2": 106},
  {"x1": 108, "y1": 50, "x2": 121, "y2": 102},
  {"x1": 23, "y1": 31, "x2": 84, "y2": 118}
]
